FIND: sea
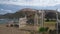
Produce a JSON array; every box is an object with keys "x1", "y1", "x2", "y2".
[{"x1": 0, "y1": 19, "x2": 19, "y2": 24}]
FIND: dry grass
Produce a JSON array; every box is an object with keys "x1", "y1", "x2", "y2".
[{"x1": 44, "y1": 22, "x2": 56, "y2": 30}]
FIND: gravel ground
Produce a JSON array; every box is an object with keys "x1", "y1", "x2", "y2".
[{"x1": 0, "y1": 24, "x2": 30, "y2": 34}]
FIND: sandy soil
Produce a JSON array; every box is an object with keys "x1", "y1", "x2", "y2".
[
  {"x1": 0, "y1": 23, "x2": 56, "y2": 34},
  {"x1": 0, "y1": 24, "x2": 30, "y2": 34}
]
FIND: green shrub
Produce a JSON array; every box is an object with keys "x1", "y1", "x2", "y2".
[{"x1": 39, "y1": 27, "x2": 49, "y2": 32}]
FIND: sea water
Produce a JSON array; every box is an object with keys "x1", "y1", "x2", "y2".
[
  {"x1": 0, "y1": 19, "x2": 8, "y2": 24},
  {"x1": 0, "y1": 19, "x2": 19, "y2": 24}
]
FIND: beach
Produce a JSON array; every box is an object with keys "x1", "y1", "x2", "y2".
[{"x1": 0, "y1": 24, "x2": 30, "y2": 34}]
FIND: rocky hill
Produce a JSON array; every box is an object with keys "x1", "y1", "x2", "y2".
[{"x1": 0, "y1": 8, "x2": 60, "y2": 20}]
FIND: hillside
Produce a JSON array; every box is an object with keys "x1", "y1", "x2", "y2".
[{"x1": 0, "y1": 8, "x2": 60, "y2": 20}]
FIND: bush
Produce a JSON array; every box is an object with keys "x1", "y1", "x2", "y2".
[
  {"x1": 14, "y1": 24, "x2": 19, "y2": 27},
  {"x1": 39, "y1": 27, "x2": 49, "y2": 32},
  {"x1": 6, "y1": 25, "x2": 9, "y2": 27},
  {"x1": 10, "y1": 24, "x2": 13, "y2": 27}
]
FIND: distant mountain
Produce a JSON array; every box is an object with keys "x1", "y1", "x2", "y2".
[{"x1": 0, "y1": 8, "x2": 60, "y2": 20}]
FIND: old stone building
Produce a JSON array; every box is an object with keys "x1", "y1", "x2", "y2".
[
  {"x1": 19, "y1": 16, "x2": 27, "y2": 29},
  {"x1": 19, "y1": 10, "x2": 45, "y2": 29}
]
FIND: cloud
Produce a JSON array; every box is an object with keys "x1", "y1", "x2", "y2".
[
  {"x1": 0, "y1": 9, "x2": 13, "y2": 13},
  {"x1": 0, "y1": 0, "x2": 60, "y2": 6},
  {"x1": 5, "y1": 10, "x2": 12, "y2": 13},
  {"x1": 1, "y1": 9, "x2": 4, "y2": 10}
]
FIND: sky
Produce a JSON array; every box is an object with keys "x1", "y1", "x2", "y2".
[
  {"x1": 0, "y1": 0, "x2": 60, "y2": 14},
  {"x1": 0, "y1": 0, "x2": 60, "y2": 6}
]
